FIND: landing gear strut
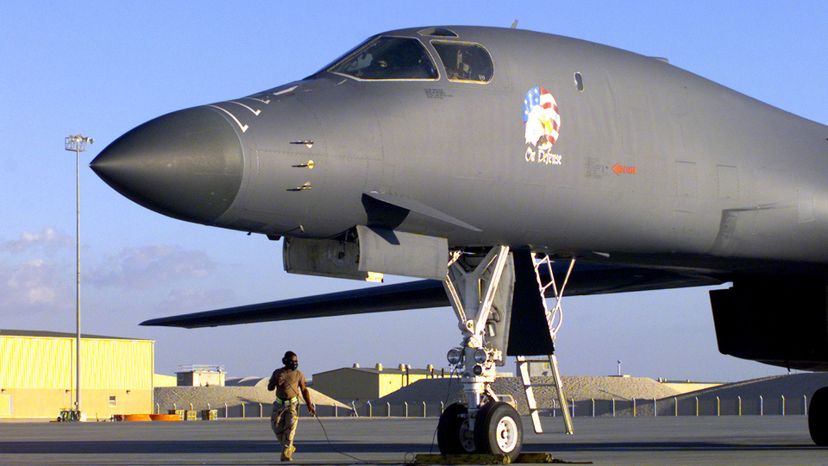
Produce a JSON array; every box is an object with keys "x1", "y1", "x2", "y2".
[{"x1": 437, "y1": 246, "x2": 523, "y2": 461}]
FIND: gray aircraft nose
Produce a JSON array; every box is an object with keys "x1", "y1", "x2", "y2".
[{"x1": 91, "y1": 107, "x2": 243, "y2": 224}]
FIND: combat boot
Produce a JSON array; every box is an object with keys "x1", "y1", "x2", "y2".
[{"x1": 282, "y1": 445, "x2": 295, "y2": 461}]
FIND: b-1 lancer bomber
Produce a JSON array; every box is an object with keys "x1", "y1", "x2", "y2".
[{"x1": 92, "y1": 26, "x2": 828, "y2": 458}]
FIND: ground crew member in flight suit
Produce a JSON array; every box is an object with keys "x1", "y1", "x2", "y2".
[{"x1": 268, "y1": 350, "x2": 315, "y2": 462}]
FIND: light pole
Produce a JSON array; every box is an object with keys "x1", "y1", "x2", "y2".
[{"x1": 65, "y1": 134, "x2": 93, "y2": 418}]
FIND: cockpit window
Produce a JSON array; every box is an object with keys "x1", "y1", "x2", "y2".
[
  {"x1": 431, "y1": 41, "x2": 493, "y2": 83},
  {"x1": 329, "y1": 36, "x2": 438, "y2": 80}
]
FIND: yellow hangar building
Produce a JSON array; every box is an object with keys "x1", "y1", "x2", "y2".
[
  {"x1": 0, "y1": 330, "x2": 154, "y2": 419},
  {"x1": 312, "y1": 363, "x2": 449, "y2": 401}
]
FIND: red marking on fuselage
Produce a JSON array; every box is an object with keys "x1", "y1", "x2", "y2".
[{"x1": 612, "y1": 164, "x2": 637, "y2": 175}]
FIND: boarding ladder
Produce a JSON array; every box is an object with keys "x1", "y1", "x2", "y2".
[{"x1": 516, "y1": 254, "x2": 575, "y2": 435}]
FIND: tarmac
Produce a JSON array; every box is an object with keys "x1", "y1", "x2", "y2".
[{"x1": 1, "y1": 416, "x2": 827, "y2": 465}]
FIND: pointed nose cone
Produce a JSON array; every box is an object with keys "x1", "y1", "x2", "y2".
[{"x1": 91, "y1": 107, "x2": 243, "y2": 224}]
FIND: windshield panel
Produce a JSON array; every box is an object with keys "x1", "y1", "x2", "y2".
[
  {"x1": 329, "y1": 36, "x2": 438, "y2": 80},
  {"x1": 432, "y1": 41, "x2": 493, "y2": 83}
]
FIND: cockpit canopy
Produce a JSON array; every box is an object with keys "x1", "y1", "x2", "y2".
[
  {"x1": 326, "y1": 33, "x2": 495, "y2": 84},
  {"x1": 329, "y1": 36, "x2": 438, "y2": 80}
]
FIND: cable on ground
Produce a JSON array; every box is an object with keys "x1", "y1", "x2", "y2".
[
  {"x1": 313, "y1": 412, "x2": 372, "y2": 464},
  {"x1": 314, "y1": 369, "x2": 458, "y2": 465}
]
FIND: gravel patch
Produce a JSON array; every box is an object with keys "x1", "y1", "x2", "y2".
[
  {"x1": 155, "y1": 377, "x2": 351, "y2": 415},
  {"x1": 652, "y1": 373, "x2": 828, "y2": 416},
  {"x1": 372, "y1": 376, "x2": 682, "y2": 414},
  {"x1": 155, "y1": 374, "x2": 828, "y2": 418},
  {"x1": 673, "y1": 373, "x2": 828, "y2": 400}
]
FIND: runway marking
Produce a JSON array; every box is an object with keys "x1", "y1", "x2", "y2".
[
  {"x1": 229, "y1": 101, "x2": 262, "y2": 116},
  {"x1": 207, "y1": 105, "x2": 249, "y2": 133}
]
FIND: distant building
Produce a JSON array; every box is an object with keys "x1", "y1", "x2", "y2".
[
  {"x1": 312, "y1": 363, "x2": 447, "y2": 401},
  {"x1": 0, "y1": 330, "x2": 153, "y2": 419},
  {"x1": 153, "y1": 373, "x2": 177, "y2": 387},
  {"x1": 176, "y1": 365, "x2": 226, "y2": 387},
  {"x1": 311, "y1": 363, "x2": 515, "y2": 401},
  {"x1": 658, "y1": 379, "x2": 722, "y2": 394}
]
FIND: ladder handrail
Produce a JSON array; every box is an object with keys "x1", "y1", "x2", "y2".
[{"x1": 518, "y1": 254, "x2": 576, "y2": 435}]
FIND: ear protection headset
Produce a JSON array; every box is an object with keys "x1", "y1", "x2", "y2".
[{"x1": 283, "y1": 351, "x2": 297, "y2": 366}]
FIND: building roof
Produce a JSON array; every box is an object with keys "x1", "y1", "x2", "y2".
[
  {"x1": 226, "y1": 376, "x2": 267, "y2": 387},
  {"x1": 314, "y1": 366, "x2": 441, "y2": 377},
  {"x1": 0, "y1": 329, "x2": 151, "y2": 341}
]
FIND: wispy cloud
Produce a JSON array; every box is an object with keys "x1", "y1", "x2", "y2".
[
  {"x1": 156, "y1": 288, "x2": 236, "y2": 313},
  {"x1": 88, "y1": 245, "x2": 215, "y2": 289},
  {"x1": 1, "y1": 228, "x2": 73, "y2": 253},
  {"x1": 0, "y1": 258, "x2": 72, "y2": 312}
]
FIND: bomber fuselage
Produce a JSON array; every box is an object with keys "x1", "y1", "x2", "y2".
[{"x1": 92, "y1": 26, "x2": 828, "y2": 273}]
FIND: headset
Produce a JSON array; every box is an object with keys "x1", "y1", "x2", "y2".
[{"x1": 283, "y1": 351, "x2": 298, "y2": 368}]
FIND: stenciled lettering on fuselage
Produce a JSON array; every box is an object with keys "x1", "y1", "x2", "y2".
[
  {"x1": 522, "y1": 86, "x2": 562, "y2": 166},
  {"x1": 523, "y1": 86, "x2": 563, "y2": 165}
]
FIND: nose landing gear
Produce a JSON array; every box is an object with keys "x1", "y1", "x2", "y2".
[
  {"x1": 437, "y1": 245, "x2": 529, "y2": 460},
  {"x1": 437, "y1": 246, "x2": 574, "y2": 459},
  {"x1": 437, "y1": 401, "x2": 523, "y2": 461},
  {"x1": 475, "y1": 401, "x2": 523, "y2": 459},
  {"x1": 437, "y1": 403, "x2": 474, "y2": 455}
]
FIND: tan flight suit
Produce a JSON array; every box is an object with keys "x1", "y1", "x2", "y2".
[{"x1": 267, "y1": 367, "x2": 308, "y2": 457}]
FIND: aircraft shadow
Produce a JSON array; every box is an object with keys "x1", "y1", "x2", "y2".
[
  {"x1": 1, "y1": 439, "x2": 824, "y2": 455},
  {"x1": 522, "y1": 442, "x2": 823, "y2": 452},
  {"x1": 0, "y1": 440, "x2": 426, "y2": 455}
]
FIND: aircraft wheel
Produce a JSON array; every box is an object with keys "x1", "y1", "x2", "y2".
[
  {"x1": 474, "y1": 401, "x2": 523, "y2": 461},
  {"x1": 438, "y1": 403, "x2": 475, "y2": 454},
  {"x1": 809, "y1": 387, "x2": 828, "y2": 445}
]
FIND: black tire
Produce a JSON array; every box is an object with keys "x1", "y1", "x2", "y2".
[
  {"x1": 810, "y1": 387, "x2": 828, "y2": 446},
  {"x1": 438, "y1": 403, "x2": 473, "y2": 454},
  {"x1": 474, "y1": 401, "x2": 523, "y2": 461}
]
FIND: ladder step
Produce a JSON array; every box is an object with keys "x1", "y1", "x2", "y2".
[
  {"x1": 529, "y1": 410, "x2": 542, "y2": 433},
  {"x1": 524, "y1": 388, "x2": 539, "y2": 410},
  {"x1": 517, "y1": 354, "x2": 573, "y2": 435},
  {"x1": 516, "y1": 356, "x2": 544, "y2": 434}
]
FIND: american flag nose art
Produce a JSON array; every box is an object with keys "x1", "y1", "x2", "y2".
[{"x1": 523, "y1": 86, "x2": 561, "y2": 144}]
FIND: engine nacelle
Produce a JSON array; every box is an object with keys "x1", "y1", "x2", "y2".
[
  {"x1": 283, "y1": 226, "x2": 448, "y2": 281},
  {"x1": 710, "y1": 280, "x2": 828, "y2": 371},
  {"x1": 283, "y1": 235, "x2": 367, "y2": 281}
]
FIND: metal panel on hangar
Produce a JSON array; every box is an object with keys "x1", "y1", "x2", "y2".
[{"x1": 0, "y1": 330, "x2": 153, "y2": 419}]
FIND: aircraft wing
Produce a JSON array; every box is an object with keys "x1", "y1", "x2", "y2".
[{"x1": 141, "y1": 263, "x2": 723, "y2": 328}]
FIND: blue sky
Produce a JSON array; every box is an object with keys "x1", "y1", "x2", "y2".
[{"x1": 1, "y1": 1, "x2": 826, "y2": 381}]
